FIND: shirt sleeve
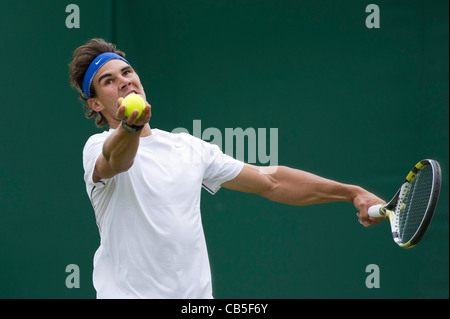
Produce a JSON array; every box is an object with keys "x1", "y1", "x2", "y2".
[
  {"x1": 82, "y1": 133, "x2": 109, "y2": 192},
  {"x1": 201, "y1": 140, "x2": 244, "y2": 195}
]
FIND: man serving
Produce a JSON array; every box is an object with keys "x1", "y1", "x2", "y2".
[{"x1": 69, "y1": 38, "x2": 384, "y2": 299}]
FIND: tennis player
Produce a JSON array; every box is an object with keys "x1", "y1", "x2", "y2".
[{"x1": 69, "y1": 38, "x2": 384, "y2": 299}]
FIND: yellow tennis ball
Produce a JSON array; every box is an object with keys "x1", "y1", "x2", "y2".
[{"x1": 121, "y1": 93, "x2": 145, "y2": 118}]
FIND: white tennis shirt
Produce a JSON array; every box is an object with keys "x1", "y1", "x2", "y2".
[{"x1": 83, "y1": 128, "x2": 244, "y2": 298}]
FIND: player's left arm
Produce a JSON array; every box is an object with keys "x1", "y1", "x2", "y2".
[{"x1": 221, "y1": 164, "x2": 385, "y2": 226}]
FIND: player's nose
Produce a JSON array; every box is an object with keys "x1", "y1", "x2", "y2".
[{"x1": 118, "y1": 76, "x2": 132, "y2": 90}]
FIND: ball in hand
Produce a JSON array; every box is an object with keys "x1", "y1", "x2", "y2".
[{"x1": 121, "y1": 93, "x2": 145, "y2": 118}]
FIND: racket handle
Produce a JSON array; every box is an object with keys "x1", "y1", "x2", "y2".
[{"x1": 368, "y1": 204, "x2": 385, "y2": 217}]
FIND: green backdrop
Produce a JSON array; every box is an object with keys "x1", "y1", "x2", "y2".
[{"x1": 0, "y1": 0, "x2": 448, "y2": 299}]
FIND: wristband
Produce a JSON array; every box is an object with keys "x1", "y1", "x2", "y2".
[{"x1": 121, "y1": 119, "x2": 144, "y2": 133}]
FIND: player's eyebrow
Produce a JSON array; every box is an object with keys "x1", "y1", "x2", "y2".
[{"x1": 97, "y1": 66, "x2": 132, "y2": 85}]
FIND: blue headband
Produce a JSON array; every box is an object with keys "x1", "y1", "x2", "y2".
[{"x1": 82, "y1": 52, "x2": 130, "y2": 98}]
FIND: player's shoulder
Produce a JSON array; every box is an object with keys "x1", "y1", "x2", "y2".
[
  {"x1": 153, "y1": 128, "x2": 203, "y2": 144},
  {"x1": 83, "y1": 130, "x2": 111, "y2": 150}
]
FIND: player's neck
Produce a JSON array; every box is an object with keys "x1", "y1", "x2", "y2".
[{"x1": 140, "y1": 124, "x2": 152, "y2": 137}]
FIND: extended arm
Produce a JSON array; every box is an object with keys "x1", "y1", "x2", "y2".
[
  {"x1": 221, "y1": 164, "x2": 385, "y2": 226},
  {"x1": 92, "y1": 98, "x2": 151, "y2": 183}
]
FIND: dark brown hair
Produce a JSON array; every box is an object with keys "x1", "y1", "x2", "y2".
[{"x1": 69, "y1": 38, "x2": 126, "y2": 127}]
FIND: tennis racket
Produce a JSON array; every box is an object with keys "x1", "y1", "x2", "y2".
[{"x1": 368, "y1": 159, "x2": 441, "y2": 248}]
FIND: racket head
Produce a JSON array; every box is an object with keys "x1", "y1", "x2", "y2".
[{"x1": 390, "y1": 159, "x2": 442, "y2": 248}]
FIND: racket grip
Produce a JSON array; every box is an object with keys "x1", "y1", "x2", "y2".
[{"x1": 368, "y1": 204, "x2": 384, "y2": 217}]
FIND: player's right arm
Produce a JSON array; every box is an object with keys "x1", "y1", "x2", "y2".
[{"x1": 93, "y1": 98, "x2": 151, "y2": 183}]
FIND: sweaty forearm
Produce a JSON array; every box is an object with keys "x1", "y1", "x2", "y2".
[
  {"x1": 98, "y1": 125, "x2": 141, "y2": 178},
  {"x1": 263, "y1": 166, "x2": 360, "y2": 206}
]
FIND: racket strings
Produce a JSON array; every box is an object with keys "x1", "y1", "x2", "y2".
[{"x1": 398, "y1": 165, "x2": 434, "y2": 243}]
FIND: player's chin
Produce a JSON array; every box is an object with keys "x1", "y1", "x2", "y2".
[{"x1": 144, "y1": 107, "x2": 152, "y2": 119}]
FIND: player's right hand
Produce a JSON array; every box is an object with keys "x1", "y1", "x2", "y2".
[{"x1": 117, "y1": 97, "x2": 152, "y2": 127}]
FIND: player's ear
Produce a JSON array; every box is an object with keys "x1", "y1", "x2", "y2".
[{"x1": 87, "y1": 97, "x2": 104, "y2": 112}]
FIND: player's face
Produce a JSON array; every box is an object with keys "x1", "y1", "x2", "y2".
[{"x1": 90, "y1": 59, "x2": 147, "y2": 120}]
